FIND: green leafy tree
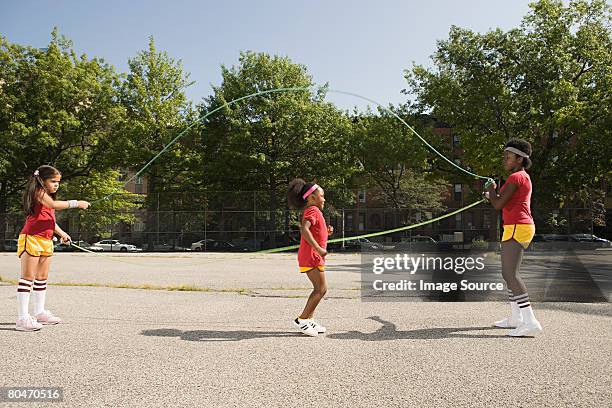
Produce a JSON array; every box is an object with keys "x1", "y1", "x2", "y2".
[
  {"x1": 58, "y1": 170, "x2": 140, "y2": 240},
  {"x1": 121, "y1": 37, "x2": 197, "y2": 198},
  {"x1": 200, "y1": 51, "x2": 358, "y2": 236},
  {"x1": 120, "y1": 37, "x2": 197, "y2": 246},
  {"x1": 0, "y1": 30, "x2": 128, "y2": 247},
  {"x1": 405, "y1": 0, "x2": 612, "y2": 214},
  {"x1": 351, "y1": 106, "x2": 449, "y2": 212}
]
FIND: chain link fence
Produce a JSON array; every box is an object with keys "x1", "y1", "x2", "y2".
[{"x1": 0, "y1": 191, "x2": 601, "y2": 252}]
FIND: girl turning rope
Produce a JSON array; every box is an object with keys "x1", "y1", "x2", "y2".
[
  {"x1": 16, "y1": 165, "x2": 90, "y2": 332},
  {"x1": 485, "y1": 139, "x2": 542, "y2": 337}
]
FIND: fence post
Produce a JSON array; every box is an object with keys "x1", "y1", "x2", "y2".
[
  {"x1": 157, "y1": 192, "x2": 160, "y2": 244},
  {"x1": 341, "y1": 209, "x2": 345, "y2": 249},
  {"x1": 253, "y1": 191, "x2": 256, "y2": 249}
]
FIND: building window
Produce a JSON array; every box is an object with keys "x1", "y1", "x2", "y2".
[
  {"x1": 483, "y1": 211, "x2": 491, "y2": 228},
  {"x1": 453, "y1": 134, "x2": 460, "y2": 146},
  {"x1": 359, "y1": 213, "x2": 366, "y2": 231},
  {"x1": 346, "y1": 213, "x2": 353, "y2": 231},
  {"x1": 455, "y1": 213, "x2": 462, "y2": 227},
  {"x1": 135, "y1": 175, "x2": 143, "y2": 194},
  {"x1": 454, "y1": 184, "x2": 462, "y2": 201},
  {"x1": 358, "y1": 189, "x2": 366, "y2": 204},
  {"x1": 370, "y1": 213, "x2": 381, "y2": 229},
  {"x1": 424, "y1": 212, "x2": 432, "y2": 229},
  {"x1": 384, "y1": 212, "x2": 394, "y2": 229}
]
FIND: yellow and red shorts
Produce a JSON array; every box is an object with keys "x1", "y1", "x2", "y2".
[
  {"x1": 17, "y1": 234, "x2": 54, "y2": 257},
  {"x1": 502, "y1": 224, "x2": 535, "y2": 249},
  {"x1": 299, "y1": 265, "x2": 325, "y2": 273}
]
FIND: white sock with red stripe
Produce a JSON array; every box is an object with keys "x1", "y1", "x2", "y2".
[
  {"x1": 33, "y1": 279, "x2": 47, "y2": 315},
  {"x1": 17, "y1": 278, "x2": 33, "y2": 318}
]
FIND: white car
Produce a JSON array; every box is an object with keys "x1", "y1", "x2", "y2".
[
  {"x1": 191, "y1": 239, "x2": 213, "y2": 251},
  {"x1": 93, "y1": 240, "x2": 139, "y2": 252}
]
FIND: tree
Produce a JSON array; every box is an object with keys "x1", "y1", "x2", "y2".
[
  {"x1": 200, "y1": 51, "x2": 358, "y2": 237},
  {"x1": 120, "y1": 36, "x2": 197, "y2": 247},
  {"x1": 350, "y1": 106, "x2": 448, "y2": 212},
  {"x1": 405, "y1": 0, "x2": 612, "y2": 214},
  {"x1": 58, "y1": 170, "x2": 140, "y2": 240},
  {"x1": 0, "y1": 30, "x2": 129, "y2": 247}
]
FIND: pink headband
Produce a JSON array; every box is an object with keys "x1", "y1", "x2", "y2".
[{"x1": 302, "y1": 184, "x2": 319, "y2": 200}]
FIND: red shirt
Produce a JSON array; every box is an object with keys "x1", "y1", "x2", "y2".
[
  {"x1": 500, "y1": 170, "x2": 533, "y2": 225},
  {"x1": 297, "y1": 206, "x2": 328, "y2": 267},
  {"x1": 21, "y1": 202, "x2": 55, "y2": 240}
]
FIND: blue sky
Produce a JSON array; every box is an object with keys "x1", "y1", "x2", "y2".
[{"x1": 2, "y1": 0, "x2": 532, "y2": 110}]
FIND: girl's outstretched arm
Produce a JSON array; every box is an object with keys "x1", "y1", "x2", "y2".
[{"x1": 37, "y1": 191, "x2": 90, "y2": 211}]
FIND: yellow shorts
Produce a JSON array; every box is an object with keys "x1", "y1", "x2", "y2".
[
  {"x1": 502, "y1": 224, "x2": 535, "y2": 249},
  {"x1": 299, "y1": 265, "x2": 325, "y2": 273},
  {"x1": 17, "y1": 234, "x2": 54, "y2": 257}
]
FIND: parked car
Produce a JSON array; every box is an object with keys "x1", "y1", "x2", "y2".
[
  {"x1": 2, "y1": 239, "x2": 18, "y2": 252},
  {"x1": 570, "y1": 234, "x2": 612, "y2": 248},
  {"x1": 190, "y1": 239, "x2": 250, "y2": 252},
  {"x1": 393, "y1": 235, "x2": 453, "y2": 252},
  {"x1": 336, "y1": 237, "x2": 384, "y2": 252},
  {"x1": 260, "y1": 234, "x2": 299, "y2": 250},
  {"x1": 93, "y1": 240, "x2": 140, "y2": 252},
  {"x1": 150, "y1": 242, "x2": 192, "y2": 252},
  {"x1": 54, "y1": 240, "x2": 104, "y2": 252},
  {"x1": 531, "y1": 234, "x2": 611, "y2": 250},
  {"x1": 191, "y1": 239, "x2": 212, "y2": 251}
]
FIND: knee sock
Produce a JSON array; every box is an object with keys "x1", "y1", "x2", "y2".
[
  {"x1": 33, "y1": 279, "x2": 48, "y2": 315},
  {"x1": 514, "y1": 293, "x2": 537, "y2": 324},
  {"x1": 17, "y1": 278, "x2": 33, "y2": 318}
]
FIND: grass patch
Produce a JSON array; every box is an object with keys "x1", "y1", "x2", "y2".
[{"x1": 0, "y1": 275, "x2": 248, "y2": 294}]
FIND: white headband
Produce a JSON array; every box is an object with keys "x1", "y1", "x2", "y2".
[{"x1": 505, "y1": 147, "x2": 529, "y2": 158}]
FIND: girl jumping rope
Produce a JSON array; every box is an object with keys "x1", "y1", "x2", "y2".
[
  {"x1": 485, "y1": 139, "x2": 542, "y2": 337},
  {"x1": 16, "y1": 165, "x2": 90, "y2": 331},
  {"x1": 287, "y1": 178, "x2": 333, "y2": 337}
]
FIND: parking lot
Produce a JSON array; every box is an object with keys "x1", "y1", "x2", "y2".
[{"x1": 1, "y1": 250, "x2": 610, "y2": 407}]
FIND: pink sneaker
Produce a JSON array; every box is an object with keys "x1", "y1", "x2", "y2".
[
  {"x1": 35, "y1": 310, "x2": 62, "y2": 325},
  {"x1": 15, "y1": 316, "x2": 43, "y2": 332}
]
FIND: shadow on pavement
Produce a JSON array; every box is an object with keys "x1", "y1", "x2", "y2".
[
  {"x1": 141, "y1": 328, "x2": 304, "y2": 342},
  {"x1": 326, "y1": 316, "x2": 509, "y2": 341},
  {"x1": 0, "y1": 322, "x2": 15, "y2": 331},
  {"x1": 141, "y1": 316, "x2": 510, "y2": 342}
]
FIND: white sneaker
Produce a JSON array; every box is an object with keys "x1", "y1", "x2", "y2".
[
  {"x1": 507, "y1": 320, "x2": 543, "y2": 337},
  {"x1": 308, "y1": 319, "x2": 326, "y2": 334},
  {"x1": 35, "y1": 310, "x2": 62, "y2": 325},
  {"x1": 293, "y1": 318, "x2": 318, "y2": 337},
  {"x1": 493, "y1": 317, "x2": 523, "y2": 328},
  {"x1": 16, "y1": 315, "x2": 43, "y2": 332}
]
